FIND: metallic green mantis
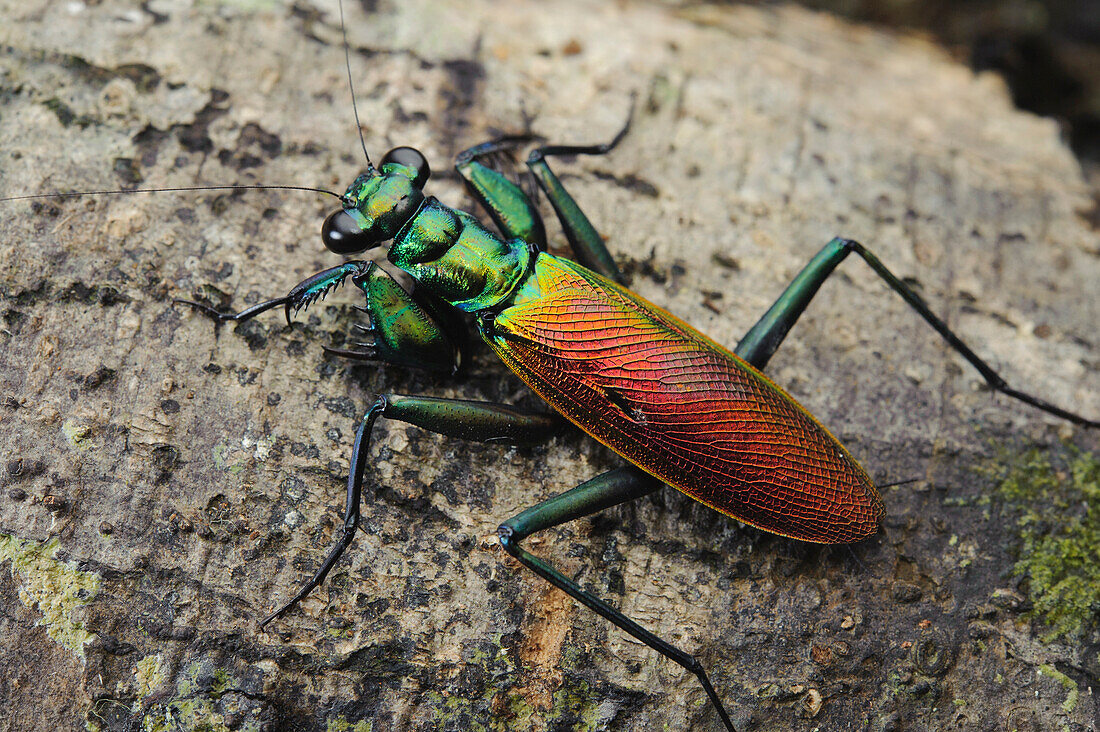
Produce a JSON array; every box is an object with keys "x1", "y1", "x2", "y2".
[{"x1": 180, "y1": 113, "x2": 1097, "y2": 731}]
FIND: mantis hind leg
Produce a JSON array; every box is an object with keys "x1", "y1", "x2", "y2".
[
  {"x1": 498, "y1": 466, "x2": 738, "y2": 732},
  {"x1": 735, "y1": 237, "x2": 1098, "y2": 427}
]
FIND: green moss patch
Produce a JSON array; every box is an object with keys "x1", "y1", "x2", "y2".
[{"x1": 993, "y1": 449, "x2": 1100, "y2": 642}]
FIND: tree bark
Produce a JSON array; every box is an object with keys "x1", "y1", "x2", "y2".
[{"x1": 1, "y1": 1, "x2": 1097, "y2": 730}]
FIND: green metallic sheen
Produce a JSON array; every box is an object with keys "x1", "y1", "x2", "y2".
[
  {"x1": 299, "y1": 262, "x2": 362, "y2": 299},
  {"x1": 527, "y1": 156, "x2": 620, "y2": 281},
  {"x1": 338, "y1": 164, "x2": 533, "y2": 314},
  {"x1": 340, "y1": 172, "x2": 425, "y2": 241},
  {"x1": 380, "y1": 158, "x2": 426, "y2": 187},
  {"x1": 387, "y1": 198, "x2": 532, "y2": 313},
  {"x1": 356, "y1": 263, "x2": 459, "y2": 372},
  {"x1": 455, "y1": 158, "x2": 546, "y2": 249},
  {"x1": 382, "y1": 395, "x2": 562, "y2": 446}
]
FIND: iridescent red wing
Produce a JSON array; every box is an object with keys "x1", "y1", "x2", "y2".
[{"x1": 485, "y1": 255, "x2": 883, "y2": 544}]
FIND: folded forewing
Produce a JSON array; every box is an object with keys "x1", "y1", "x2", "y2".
[{"x1": 485, "y1": 255, "x2": 883, "y2": 543}]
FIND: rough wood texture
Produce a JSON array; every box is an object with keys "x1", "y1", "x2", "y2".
[{"x1": 1, "y1": 1, "x2": 1098, "y2": 730}]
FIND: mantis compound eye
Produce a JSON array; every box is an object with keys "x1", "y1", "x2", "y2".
[{"x1": 322, "y1": 209, "x2": 374, "y2": 254}]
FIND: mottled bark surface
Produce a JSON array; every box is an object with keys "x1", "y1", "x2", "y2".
[{"x1": 1, "y1": 1, "x2": 1098, "y2": 731}]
